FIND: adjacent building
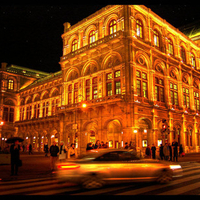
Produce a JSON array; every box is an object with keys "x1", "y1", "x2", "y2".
[{"x1": 1, "y1": 5, "x2": 200, "y2": 154}]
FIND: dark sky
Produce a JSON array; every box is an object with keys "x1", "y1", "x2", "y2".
[{"x1": 1, "y1": 4, "x2": 200, "y2": 73}]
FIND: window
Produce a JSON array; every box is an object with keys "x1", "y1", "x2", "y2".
[
  {"x1": 194, "y1": 91, "x2": 200, "y2": 111},
  {"x1": 168, "y1": 39, "x2": 174, "y2": 56},
  {"x1": 74, "y1": 83, "x2": 78, "y2": 103},
  {"x1": 92, "y1": 77, "x2": 98, "y2": 99},
  {"x1": 71, "y1": 39, "x2": 78, "y2": 52},
  {"x1": 52, "y1": 100, "x2": 55, "y2": 115},
  {"x1": 155, "y1": 77, "x2": 164, "y2": 102},
  {"x1": 106, "y1": 73, "x2": 113, "y2": 96},
  {"x1": 170, "y1": 82, "x2": 178, "y2": 106},
  {"x1": 114, "y1": 70, "x2": 121, "y2": 95},
  {"x1": 68, "y1": 84, "x2": 72, "y2": 105},
  {"x1": 3, "y1": 107, "x2": 14, "y2": 122},
  {"x1": 191, "y1": 53, "x2": 196, "y2": 68},
  {"x1": 26, "y1": 106, "x2": 32, "y2": 120},
  {"x1": 42, "y1": 102, "x2": 49, "y2": 117},
  {"x1": 183, "y1": 87, "x2": 190, "y2": 109},
  {"x1": 153, "y1": 30, "x2": 159, "y2": 47},
  {"x1": 180, "y1": 46, "x2": 186, "y2": 63},
  {"x1": 109, "y1": 19, "x2": 117, "y2": 35},
  {"x1": 136, "y1": 19, "x2": 143, "y2": 38},
  {"x1": 20, "y1": 107, "x2": 24, "y2": 121},
  {"x1": 33, "y1": 104, "x2": 40, "y2": 119},
  {"x1": 86, "y1": 79, "x2": 90, "y2": 101},
  {"x1": 8, "y1": 79, "x2": 14, "y2": 90},
  {"x1": 89, "y1": 30, "x2": 96, "y2": 44},
  {"x1": 136, "y1": 70, "x2": 148, "y2": 98}
]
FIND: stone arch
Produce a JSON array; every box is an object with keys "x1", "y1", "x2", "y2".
[
  {"x1": 82, "y1": 60, "x2": 99, "y2": 76},
  {"x1": 135, "y1": 50, "x2": 150, "y2": 69},
  {"x1": 182, "y1": 72, "x2": 190, "y2": 85},
  {"x1": 169, "y1": 66, "x2": 179, "y2": 81},
  {"x1": 68, "y1": 34, "x2": 78, "y2": 52},
  {"x1": 4, "y1": 98, "x2": 16, "y2": 106},
  {"x1": 84, "y1": 24, "x2": 97, "y2": 45},
  {"x1": 50, "y1": 87, "x2": 60, "y2": 98},
  {"x1": 103, "y1": 13, "x2": 119, "y2": 36},
  {"x1": 32, "y1": 93, "x2": 40, "y2": 102},
  {"x1": 154, "y1": 59, "x2": 166, "y2": 75},
  {"x1": 102, "y1": 51, "x2": 122, "y2": 70},
  {"x1": 25, "y1": 96, "x2": 32, "y2": 104},
  {"x1": 65, "y1": 68, "x2": 79, "y2": 82},
  {"x1": 41, "y1": 90, "x2": 49, "y2": 100}
]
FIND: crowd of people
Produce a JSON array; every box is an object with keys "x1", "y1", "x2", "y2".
[
  {"x1": 145, "y1": 140, "x2": 184, "y2": 162},
  {"x1": 8, "y1": 138, "x2": 184, "y2": 175}
]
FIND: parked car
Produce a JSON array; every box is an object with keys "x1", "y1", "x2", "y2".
[{"x1": 56, "y1": 149, "x2": 182, "y2": 189}]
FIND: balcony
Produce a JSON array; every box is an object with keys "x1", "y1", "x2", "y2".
[{"x1": 60, "y1": 31, "x2": 123, "y2": 62}]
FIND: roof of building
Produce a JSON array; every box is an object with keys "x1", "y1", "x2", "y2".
[
  {"x1": 6, "y1": 64, "x2": 50, "y2": 79},
  {"x1": 179, "y1": 20, "x2": 200, "y2": 40}
]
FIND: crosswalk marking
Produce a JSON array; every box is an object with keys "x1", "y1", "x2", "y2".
[{"x1": 0, "y1": 162, "x2": 200, "y2": 195}]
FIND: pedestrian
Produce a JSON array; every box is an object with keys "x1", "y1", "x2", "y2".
[
  {"x1": 179, "y1": 144, "x2": 183, "y2": 157},
  {"x1": 163, "y1": 143, "x2": 170, "y2": 161},
  {"x1": 172, "y1": 140, "x2": 178, "y2": 162},
  {"x1": 44, "y1": 143, "x2": 48, "y2": 157},
  {"x1": 86, "y1": 143, "x2": 94, "y2": 151},
  {"x1": 168, "y1": 143, "x2": 172, "y2": 161},
  {"x1": 104, "y1": 142, "x2": 109, "y2": 148},
  {"x1": 68, "y1": 143, "x2": 78, "y2": 159},
  {"x1": 159, "y1": 144, "x2": 164, "y2": 160},
  {"x1": 145, "y1": 145, "x2": 151, "y2": 158},
  {"x1": 94, "y1": 140, "x2": 101, "y2": 149},
  {"x1": 29, "y1": 143, "x2": 33, "y2": 155},
  {"x1": 49, "y1": 141, "x2": 59, "y2": 171},
  {"x1": 151, "y1": 144, "x2": 156, "y2": 159},
  {"x1": 124, "y1": 142, "x2": 129, "y2": 149},
  {"x1": 10, "y1": 140, "x2": 21, "y2": 176},
  {"x1": 59, "y1": 141, "x2": 67, "y2": 162},
  {"x1": 101, "y1": 141, "x2": 104, "y2": 148}
]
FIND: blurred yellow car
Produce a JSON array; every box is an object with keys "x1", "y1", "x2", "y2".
[{"x1": 56, "y1": 149, "x2": 182, "y2": 189}]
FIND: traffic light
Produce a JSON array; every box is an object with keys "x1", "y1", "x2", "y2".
[{"x1": 162, "y1": 124, "x2": 167, "y2": 133}]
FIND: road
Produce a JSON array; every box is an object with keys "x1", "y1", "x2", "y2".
[{"x1": 1, "y1": 153, "x2": 200, "y2": 195}]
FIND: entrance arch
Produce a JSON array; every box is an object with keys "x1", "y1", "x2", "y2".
[
  {"x1": 83, "y1": 121, "x2": 98, "y2": 145},
  {"x1": 138, "y1": 118, "x2": 152, "y2": 150},
  {"x1": 106, "y1": 119, "x2": 122, "y2": 148}
]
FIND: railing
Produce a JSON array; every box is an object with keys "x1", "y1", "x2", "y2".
[{"x1": 60, "y1": 31, "x2": 123, "y2": 62}]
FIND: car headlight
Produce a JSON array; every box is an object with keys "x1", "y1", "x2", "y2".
[{"x1": 170, "y1": 165, "x2": 181, "y2": 170}]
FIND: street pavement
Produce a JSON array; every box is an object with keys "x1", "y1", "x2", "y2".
[{"x1": 0, "y1": 152, "x2": 200, "y2": 195}]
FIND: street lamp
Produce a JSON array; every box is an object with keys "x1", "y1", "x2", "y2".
[{"x1": 82, "y1": 102, "x2": 87, "y2": 108}]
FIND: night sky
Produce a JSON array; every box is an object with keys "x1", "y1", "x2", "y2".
[{"x1": 1, "y1": 4, "x2": 200, "y2": 73}]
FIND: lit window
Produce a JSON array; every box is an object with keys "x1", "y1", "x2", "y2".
[
  {"x1": 153, "y1": 30, "x2": 159, "y2": 47},
  {"x1": 170, "y1": 82, "x2": 178, "y2": 106},
  {"x1": 89, "y1": 30, "x2": 96, "y2": 44},
  {"x1": 191, "y1": 53, "x2": 196, "y2": 68},
  {"x1": 72, "y1": 39, "x2": 78, "y2": 52},
  {"x1": 109, "y1": 19, "x2": 117, "y2": 35},
  {"x1": 180, "y1": 46, "x2": 186, "y2": 63},
  {"x1": 136, "y1": 70, "x2": 148, "y2": 98},
  {"x1": 8, "y1": 79, "x2": 14, "y2": 90},
  {"x1": 155, "y1": 77, "x2": 165, "y2": 102},
  {"x1": 136, "y1": 19, "x2": 143, "y2": 38},
  {"x1": 183, "y1": 87, "x2": 190, "y2": 108},
  {"x1": 168, "y1": 39, "x2": 174, "y2": 56}
]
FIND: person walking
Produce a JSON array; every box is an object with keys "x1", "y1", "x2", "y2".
[
  {"x1": 10, "y1": 140, "x2": 20, "y2": 176},
  {"x1": 68, "y1": 143, "x2": 78, "y2": 159},
  {"x1": 29, "y1": 143, "x2": 33, "y2": 155},
  {"x1": 168, "y1": 143, "x2": 172, "y2": 161},
  {"x1": 172, "y1": 140, "x2": 178, "y2": 162},
  {"x1": 59, "y1": 141, "x2": 67, "y2": 162},
  {"x1": 151, "y1": 144, "x2": 156, "y2": 159},
  {"x1": 86, "y1": 143, "x2": 94, "y2": 151},
  {"x1": 145, "y1": 145, "x2": 151, "y2": 158},
  {"x1": 159, "y1": 144, "x2": 164, "y2": 160},
  {"x1": 44, "y1": 143, "x2": 48, "y2": 157},
  {"x1": 124, "y1": 142, "x2": 129, "y2": 149},
  {"x1": 49, "y1": 141, "x2": 59, "y2": 171},
  {"x1": 94, "y1": 140, "x2": 101, "y2": 149},
  {"x1": 163, "y1": 143, "x2": 170, "y2": 161}
]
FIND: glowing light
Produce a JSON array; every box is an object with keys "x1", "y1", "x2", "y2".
[
  {"x1": 0, "y1": 121, "x2": 4, "y2": 126},
  {"x1": 82, "y1": 103, "x2": 87, "y2": 108}
]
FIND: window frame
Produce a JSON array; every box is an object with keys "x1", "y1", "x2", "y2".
[{"x1": 109, "y1": 19, "x2": 117, "y2": 35}]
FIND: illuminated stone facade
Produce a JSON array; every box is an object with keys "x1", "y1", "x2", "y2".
[{"x1": 1, "y1": 5, "x2": 200, "y2": 154}]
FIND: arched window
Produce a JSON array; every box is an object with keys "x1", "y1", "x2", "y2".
[
  {"x1": 168, "y1": 39, "x2": 174, "y2": 56},
  {"x1": 89, "y1": 30, "x2": 96, "y2": 44},
  {"x1": 136, "y1": 19, "x2": 143, "y2": 38},
  {"x1": 191, "y1": 53, "x2": 196, "y2": 68},
  {"x1": 153, "y1": 30, "x2": 160, "y2": 47},
  {"x1": 180, "y1": 46, "x2": 186, "y2": 63},
  {"x1": 8, "y1": 79, "x2": 14, "y2": 90},
  {"x1": 109, "y1": 19, "x2": 117, "y2": 35},
  {"x1": 71, "y1": 39, "x2": 78, "y2": 52}
]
